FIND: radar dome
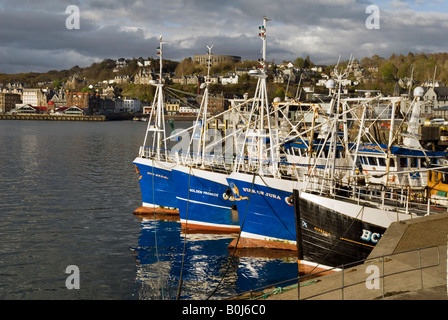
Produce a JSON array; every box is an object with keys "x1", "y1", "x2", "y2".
[
  {"x1": 413, "y1": 86, "x2": 424, "y2": 97},
  {"x1": 326, "y1": 79, "x2": 335, "y2": 89}
]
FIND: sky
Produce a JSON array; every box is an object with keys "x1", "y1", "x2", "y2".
[{"x1": 0, "y1": 0, "x2": 447, "y2": 74}]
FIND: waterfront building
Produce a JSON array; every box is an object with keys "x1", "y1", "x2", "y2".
[
  {"x1": 65, "y1": 91, "x2": 100, "y2": 114},
  {"x1": 48, "y1": 91, "x2": 66, "y2": 109},
  {"x1": 15, "y1": 104, "x2": 37, "y2": 114},
  {"x1": 98, "y1": 98, "x2": 116, "y2": 114},
  {"x1": 114, "y1": 98, "x2": 124, "y2": 113},
  {"x1": 113, "y1": 97, "x2": 141, "y2": 113},
  {"x1": 22, "y1": 88, "x2": 47, "y2": 107},
  {"x1": 123, "y1": 97, "x2": 141, "y2": 113},
  {"x1": 66, "y1": 91, "x2": 90, "y2": 110},
  {"x1": 166, "y1": 99, "x2": 180, "y2": 115},
  {"x1": 179, "y1": 105, "x2": 199, "y2": 114},
  {"x1": 0, "y1": 93, "x2": 21, "y2": 113}
]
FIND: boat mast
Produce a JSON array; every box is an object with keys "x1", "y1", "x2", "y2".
[
  {"x1": 188, "y1": 45, "x2": 213, "y2": 168},
  {"x1": 237, "y1": 16, "x2": 276, "y2": 175},
  {"x1": 145, "y1": 35, "x2": 167, "y2": 161}
]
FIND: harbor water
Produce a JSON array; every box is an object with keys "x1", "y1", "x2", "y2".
[{"x1": 0, "y1": 120, "x2": 298, "y2": 300}]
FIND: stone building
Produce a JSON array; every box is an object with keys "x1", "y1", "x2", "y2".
[
  {"x1": 423, "y1": 86, "x2": 448, "y2": 119},
  {"x1": 0, "y1": 93, "x2": 21, "y2": 113},
  {"x1": 22, "y1": 88, "x2": 47, "y2": 107},
  {"x1": 134, "y1": 67, "x2": 155, "y2": 85},
  {"x1": 193, "y1": 54, "x2": 241, "y2": 66}
]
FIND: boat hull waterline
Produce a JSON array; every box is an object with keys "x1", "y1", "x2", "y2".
[
  {"x1": 226, "y1": 172, "x2": 298, "y2": 251},
  {"x1": 133, "y1": 157, "x2": 179, "y2": 214}
]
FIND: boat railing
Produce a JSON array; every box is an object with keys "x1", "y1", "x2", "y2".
[
  {"x1": 138, "y1": 145, "x2": 234, "y2": 172},
  {"x1": 229, "y1": 245, "x2": 441, "y2": 300},
  {"x1": 299, "y1": 172, "x2": 448, "y2": 216}
]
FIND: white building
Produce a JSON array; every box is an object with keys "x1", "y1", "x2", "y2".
[
  {"x1": 22, "y1": 88, "x2": 46, "y2": 106},
  {"x1": 123, "y1": 97, "x2": 141, "y2": 113},
  {"x1": 220, "y1": 74, "x2": 239, "y2": 85},
  {"x1": 179, "y1": 106, "x2": 199, "y2": 114},
  {"x1": 115, "y1": 97, "x2": 141, "y2": 113}
]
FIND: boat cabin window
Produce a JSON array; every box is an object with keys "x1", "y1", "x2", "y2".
[
  {"x1": 399, "y1": 157, "x2": 407, "y2": 168},
  {"x1": 410, "y1": 158, "x2": 419, "y2": 168},
  {"x1": 442, "y1": 172, "x2": 448, "y2": 184},
  {"x1": 360, "y1": 156, "x2": 395, "y2": 167},
  {"x1": 433, "y1": 171, "x2": 438, "y2": 182},
  {"x1": 292, "y1": 147, "x2": 304, "y2": 157},
  {"x1": 368, "y1": 157, "x2": 377, "y2": 166}
]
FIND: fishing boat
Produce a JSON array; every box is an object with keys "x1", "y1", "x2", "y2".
[
  {"x1": 133, "y1": 36, "x2": 179, "y2": 214},
  {"x1": 294, "y1": 88, "x2": 448, "y2": 274},
  {"x1": 225, "y1": 16, "x2": 295, "y2": 248},
  {"x1": 171, "y1": 45, "x2": 241, "y2": 232},
  {"x1": 427, "y1": 165, "x2": 448, "y2": 206},
  {"x1": 354, "y1": 89, "x2": 446, "y2": 190},
  {"x1": 226, "y1": 51, "x2": 357, "y2": 251}
]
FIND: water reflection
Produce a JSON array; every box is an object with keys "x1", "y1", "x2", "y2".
[{"x1": 132, "y1": 216, "x2": 299, "y2": 300}]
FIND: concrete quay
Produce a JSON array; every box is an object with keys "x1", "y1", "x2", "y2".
[
  {"x1": 0, "y1": 114, "x2": 105, "y2": 121},
  {"x1": 266, "y1": 212, "x2": 448, "y2": 300}
]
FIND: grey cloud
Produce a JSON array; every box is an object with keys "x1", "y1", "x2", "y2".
[{"x1": 1, "y1": 0, "x2": 447, "y2": 73}]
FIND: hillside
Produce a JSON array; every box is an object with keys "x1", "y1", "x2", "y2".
[{"x1": 2, "y1": 52, "x2": 448, "y2": 98}]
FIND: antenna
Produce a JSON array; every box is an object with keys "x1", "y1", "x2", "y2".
[
  {"x1": 206, "y1": 45, "x2": 214, "y2": 83},
  {"x1": 432, "y1": 65, "x2": 437, "y2": 88},
  {"x1": 408, "y1": 66, "x2": 414, "y2": 97},
  {"x1": 157, "y1": 35, "x2": 166, "y2": 84},
  {"x1": 258, "y1": 16, "x2": 270, "y2": 72}
]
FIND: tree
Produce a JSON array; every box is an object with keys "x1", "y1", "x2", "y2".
[
  {"x1": 379, "y1": 61, "x2": 396, "y2": 82},
  {"x1": 52, "y1": 80, "x2": 62, "y2": 88},
  {"x1": 294, "y1": 57, "x2": 305, "y2": 68},
  {"x1": 175, "y1": 58, "x2": 203, "y2": 76},
  {"x1": 304, "y1": 56, "x2": 314, "y2": 69}
]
